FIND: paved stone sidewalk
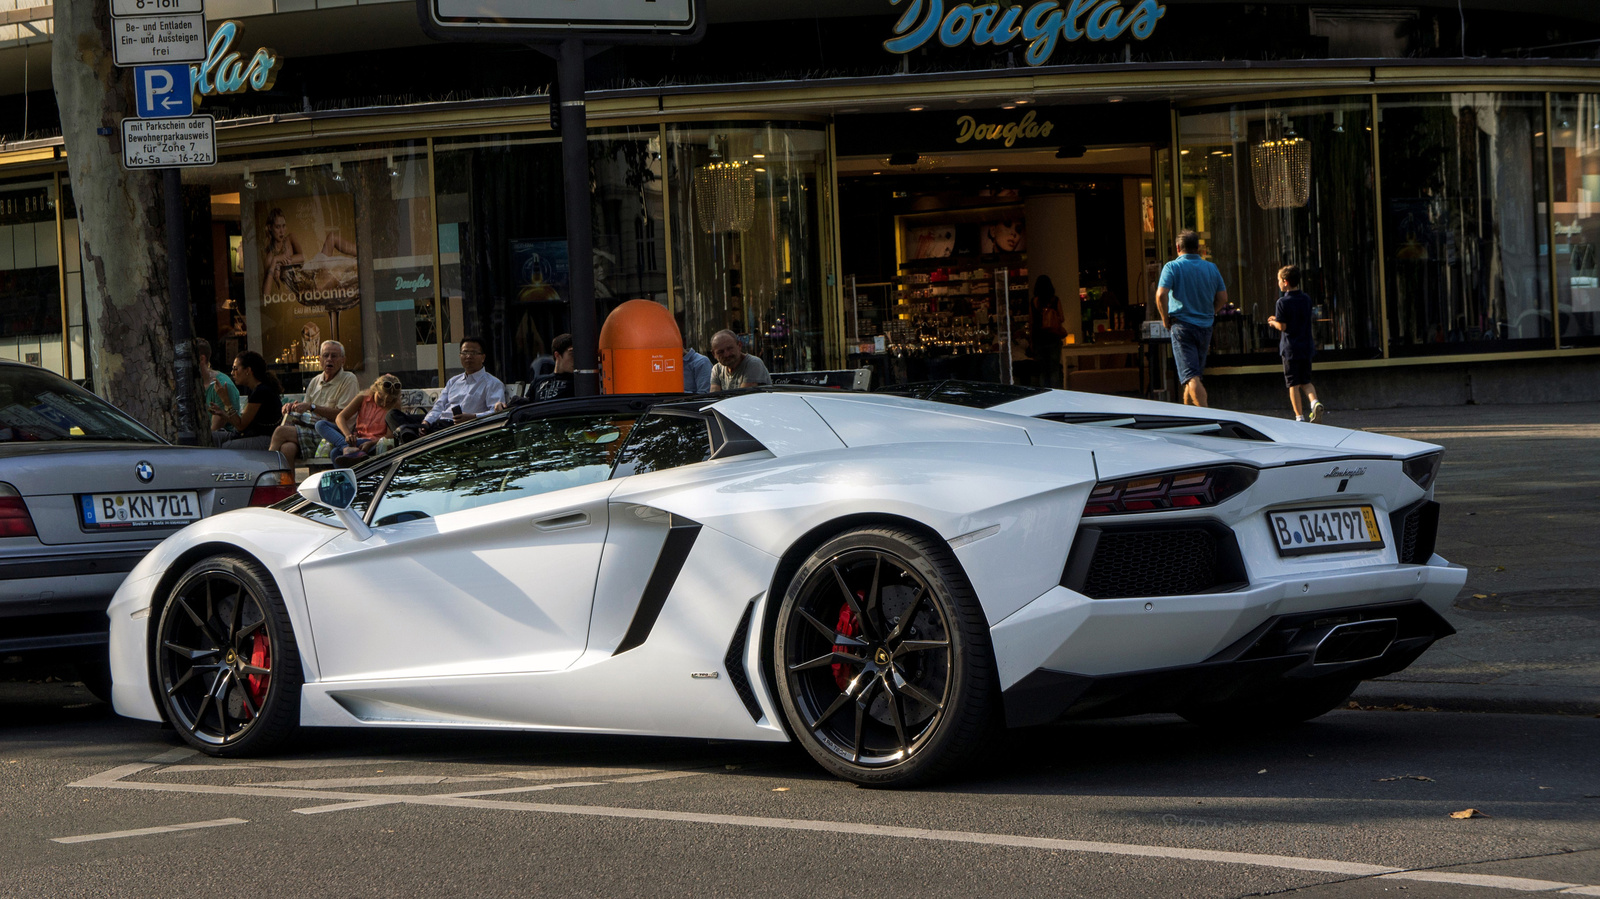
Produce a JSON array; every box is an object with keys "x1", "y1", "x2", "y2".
[{"x1": 1277, "y1": 402, "x2": 1600, "y2": 714}]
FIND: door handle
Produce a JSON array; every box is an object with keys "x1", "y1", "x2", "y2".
[{"x1": 533, "y1": 511, "x2": 588, "y2": 531}]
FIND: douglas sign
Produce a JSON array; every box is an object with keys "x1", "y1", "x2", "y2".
[{"x1": 885, "y1": 0, "x2": 1166, "y2": 65}]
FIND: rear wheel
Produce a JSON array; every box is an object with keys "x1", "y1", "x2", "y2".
[
  {"x1": 1179, "y1": 678, "x2": 1360, "y2": 729},
  {"x1": 154, "y1": 555, "x2": 302, "y2": 756},
  {"x1": 772, "y1": 527, "x2": 996, "y2": 787}
]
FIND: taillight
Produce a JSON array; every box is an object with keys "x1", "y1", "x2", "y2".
[
  {"x1": 249, "y1": 470, "x2": 297, "y2": 507},
  {"x1": 0, "y1": 482, "x2": 37, "y2": 537},
  {"x1": 1402, "y1": 452, "x2": 1442, "y2": 491},
  {"x1": 1083, "y1": 465, "x2": 1257, "y2": 517}
]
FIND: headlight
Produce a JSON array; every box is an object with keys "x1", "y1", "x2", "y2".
[
  {"x1": 1402, "y1": 452, "x2": 1442, "y2": 491},
  {"x1": 1083, "y1": 465, "x2": 1258, "y2": 517}
]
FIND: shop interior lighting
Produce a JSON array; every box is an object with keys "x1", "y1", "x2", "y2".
[
  {"x1": 242, "y1": 167, "x2": 255, "y2": 189},
  {"x1": 693, "y1": 160, "x2": 756, "y2": 233},
  {"x1": 284, "y1": 164, "x2": 297, "y2": 187},
  {"x1": 989, "y1": 167, "x2": 1000, "y2": 172},
  {"x1": 331, "y1": 160, "x2": 344, "y2": 181},
  {"x1": 751, "y1": 153, "x2": 765, "y2": 159},
  {"x1": 1251, "y1": 117, "x2": 1311, "y2": 210},
  {"x1": 1001, "y1": 104, "x2": 1016, "y2": 110},
  {"x1": 1332, "y1": 110, "x2": 1345, "y2": 133},
  {"x1": 387, "y1": 155, "x2": 399, "y2": 178},
  {"x1": 1107, "y1": 95, "x2": 1125, "y2": 103},
  {"x1": 907, "y1": 106, "x2": 925, "y2": 112}
]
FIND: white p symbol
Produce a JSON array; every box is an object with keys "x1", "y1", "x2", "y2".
[{"x1": 143, "y1": 69, "x2": 173, "y2": 109}]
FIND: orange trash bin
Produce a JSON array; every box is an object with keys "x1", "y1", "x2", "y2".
[{"x1": 598, "y1": 299, "x2": 684, "y2": 395}]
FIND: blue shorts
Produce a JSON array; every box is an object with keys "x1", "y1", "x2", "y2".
[{"x1": 1170, "y1": 322, "x2": 1212, "y2": 385}]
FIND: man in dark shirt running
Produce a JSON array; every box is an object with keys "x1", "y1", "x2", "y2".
[{"x1": 1266, "y1": 264, "x2": 1326, "y2": 423}]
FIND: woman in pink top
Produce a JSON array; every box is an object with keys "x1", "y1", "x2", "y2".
[{"x1": 313, "y1": 374, "x2": 403, "y2": 466}]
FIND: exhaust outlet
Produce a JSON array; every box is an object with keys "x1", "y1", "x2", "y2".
[{"x1": 1313, "y1": 618, "x2": 1398, "y2": 665}]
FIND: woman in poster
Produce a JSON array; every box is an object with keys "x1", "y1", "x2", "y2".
[{"x1": 262, "y1": 207, "x2": 359, "y2": 300}]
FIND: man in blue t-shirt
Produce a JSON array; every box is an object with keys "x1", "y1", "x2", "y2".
[{"x1": 1156, "y1": 231, "x2": 1229, "y2": 407}]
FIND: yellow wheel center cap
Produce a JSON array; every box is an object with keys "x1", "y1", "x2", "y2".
[{"x1": 874, "y1": 648, "x2": 891, "y2": 666}]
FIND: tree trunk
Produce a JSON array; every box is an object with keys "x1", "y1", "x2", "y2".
[{"x1": 51, "y1": 0, "x2": 182, "y2": 439}]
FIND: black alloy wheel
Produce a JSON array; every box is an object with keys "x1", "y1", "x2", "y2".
[
  {"x1": 772, "y1": 527, "x2": 996, "y2": 787},
  {"x1": 154, "y1": 555, "x2": 302, "y2": 756}
]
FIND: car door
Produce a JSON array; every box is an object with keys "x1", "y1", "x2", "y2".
[{"x1": 298, "y1": 412, "x2": 632, "y2": 682}]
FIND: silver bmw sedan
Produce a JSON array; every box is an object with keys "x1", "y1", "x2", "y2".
[{"x1": 0, "y1": 361, "x2": 291, "y2": 696}]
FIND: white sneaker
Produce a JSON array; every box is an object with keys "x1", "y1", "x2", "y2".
[{"x1": 1309, "y1": 401, "x2": 1325, "y2": 423}]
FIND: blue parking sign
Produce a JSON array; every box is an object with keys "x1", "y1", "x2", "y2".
[{"x1": 134, "y1": 64, "x2": 193, "y2": 118}]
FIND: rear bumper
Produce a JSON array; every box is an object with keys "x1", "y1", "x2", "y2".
[
  {"x1": 0, "y1": 548, "x2": 149, "y2": 653},
  {"x1": 1003, "y1": 599, "x2": 1455, "y2": 726}
]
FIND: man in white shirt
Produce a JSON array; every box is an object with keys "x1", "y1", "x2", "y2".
[
  {"x1": 269, "y1": 340, "x2": 359, "y2": 464},
  {"x1": 387, "y1": 336, "x2": 507, "y2": 443}
]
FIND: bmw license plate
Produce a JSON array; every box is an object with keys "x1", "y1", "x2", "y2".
[
  {"x1": 1268, "y1": 505, "x2": 1384, "y2": 556},
  {"x1": 80, "y1": 492, "x2": 201, "y2": 529}
]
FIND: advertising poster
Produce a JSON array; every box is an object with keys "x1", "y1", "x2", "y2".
[
  {"x1": 510, "y1": 238, "x2": 570, "y2": 303},
  {"x1": 254, "y1": 194, "x2": 363, "y2": 368}
]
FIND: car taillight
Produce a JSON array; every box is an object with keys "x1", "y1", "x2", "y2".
[
  {"x1": 0, "y1": 482, "x2": 37, "y2": 537},
  {"x1": 249, "y1": 471, "x2": 297, "y2": 507},
  {"x1": 1402, "y1": 452, "x2": 1442, "y2": 491},
  {"x1": 1083, "y1": 465, "x2": 1257, "y2": 517}
]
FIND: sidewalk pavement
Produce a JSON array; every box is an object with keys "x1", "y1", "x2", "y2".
[{"x1": 1272, "y1": 402, "x2": 1600, "y2": 716}]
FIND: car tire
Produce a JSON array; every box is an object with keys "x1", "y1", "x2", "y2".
[
  {"x1": 153, "y1": 554, "x2": 302, "y2": 756},
  {"x1": 771, "y1": 526, "x2": 996, "y2": 787},
  {"x1": 1179, "y1": 678, "x2": 1360, "y2": 730}
]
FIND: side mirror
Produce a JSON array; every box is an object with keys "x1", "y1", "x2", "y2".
[{"x1": 297, "y1": 470, "x2": 371, "y2": 540}]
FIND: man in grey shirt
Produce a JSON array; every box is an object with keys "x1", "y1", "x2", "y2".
[{"x1": 709, "y1": 329, "x2": 771, "y2": 391}]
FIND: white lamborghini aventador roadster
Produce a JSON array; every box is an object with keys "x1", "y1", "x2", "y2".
[{"x1": 107, "y1": 384, "x2": 1466, "y2": 786}]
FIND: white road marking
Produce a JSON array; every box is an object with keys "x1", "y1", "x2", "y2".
[
  {"x1": 67, "y1": 761, "x2": 1600, "y2": 896},
  {"x1": 608, "y1": 771, "x2": 704, "y2": 784},
  {"x1": 247, "y1": 775, "x2": 490, "y2": 789},
  {"x1": 52, "y1": 818, "x2": 247, "y2": 844},
  {"x1": 292, "y1": 780, "x2": 609, "y2": 815},
  {"x1": 143, "y1": 748, "x2": 199, "y2": 764}
]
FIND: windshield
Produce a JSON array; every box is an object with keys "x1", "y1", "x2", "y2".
[{"x1": 0, "y1": 367, "x2": 163, "y2": 443}]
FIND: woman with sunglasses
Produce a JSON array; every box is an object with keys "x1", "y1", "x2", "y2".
[{"x1": 315, "y1": 374, "x2": 404, "y2": 466}]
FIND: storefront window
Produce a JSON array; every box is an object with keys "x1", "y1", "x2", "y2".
[
  {"x1": 1551, "y1": 93, "x2": 1600, "y2": 344},
  {"x1": 0, "y1": 175, "x2": 65, "y2": 374},
  {"x1": 435, "y1": 127, "x2": 669, "y2": 385},
  {"x1": 187, "y1": 142, "x2": 435, "y2": 390},
  {"x1": 1378, "y1": 92, "x2": 1549, "y2": 352},
  {"x1": 666, "y1": 123, "x2": 829, "y2": 373},
  {"x1": 1179, "y1": 97, "x2": 1379, "y2": 363}
]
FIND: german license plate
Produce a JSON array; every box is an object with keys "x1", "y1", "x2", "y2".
[
  {"x1": 80, "y1": 492, "x2": 201, "y2": 529},
  {"x1": 1268, "y1": 505, "x2": 1384, "y2": 556}
]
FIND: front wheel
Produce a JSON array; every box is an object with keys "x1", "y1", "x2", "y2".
[
  {"x1": 771, "y1": 527, "x2": 996, "y2": 787},
  {"x1": 153, "y1": 555, "x2": 302, "y2": 756}
]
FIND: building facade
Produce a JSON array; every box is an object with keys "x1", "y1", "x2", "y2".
[{"x1": 1, "y1": 0, "x2": 1597, "y2": 400}]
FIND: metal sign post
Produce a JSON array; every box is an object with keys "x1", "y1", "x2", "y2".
[
  {"x1": 113, "y1": 0, "x2": 210, "y2": 443},
  {"x1": 416, "y1": 0, "x2": 705, "y2": 396}
]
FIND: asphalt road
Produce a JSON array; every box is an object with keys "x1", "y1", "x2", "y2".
[{"x1": 3, "y1": 678, "x2": 1596, "y2": 898}]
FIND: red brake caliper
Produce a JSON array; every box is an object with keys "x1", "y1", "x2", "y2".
[
  {"x1": 243, "y1": 632, "x2": 271, "y2": 715},
  {"x1": 831, "y1": 602, "x2": 858, "y2": 691}
]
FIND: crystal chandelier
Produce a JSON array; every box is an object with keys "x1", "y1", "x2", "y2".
[
  {"x1": 1251, "y1": 133, "x2": 1311, "y2": 209},
  {"x1": 693, "y1": 160, "x2": 756, "y2": 233}
]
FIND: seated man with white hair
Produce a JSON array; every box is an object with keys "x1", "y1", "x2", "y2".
[{"x1": 269, "y1": 339, "x2": 359, "y2": 465}]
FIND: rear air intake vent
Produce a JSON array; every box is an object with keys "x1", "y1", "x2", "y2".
[
  {"x1": 1390, "y1": 500, "x2": 1439, "y2": 564},
  {"x1": 1062, "y1": 521, "x2": 1247, "y2": 599},
  {"x1": 723, "y1": 601, "x2": 763, "y2": 722}
]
